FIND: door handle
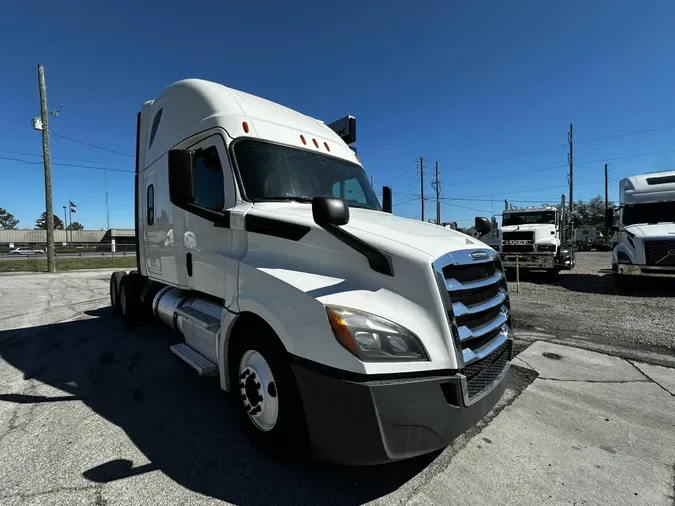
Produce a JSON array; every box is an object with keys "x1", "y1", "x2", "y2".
[{"x1": 186, "y1": 252, "x2": 193, "y2": 277}]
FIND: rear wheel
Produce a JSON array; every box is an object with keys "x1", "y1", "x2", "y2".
[
  {"x1": 230, "y1": 327, "x2": 309, "y2": 459},
  {"x1": 110, "y1": 271, "x2": 126, "y2": 315},
  {"x1": 119, "y1": 274, "x2": 143, "y2": 327}
]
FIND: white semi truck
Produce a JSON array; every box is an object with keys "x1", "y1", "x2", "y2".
[
  {"x1": 605, "y1": 170, "x2": 675, "y2": 283},
  {"x1": 109, "y1": 79, "x2": 513, "y2": 465},
  {"x1": 498, "y1": 197, "x2": 575, "y2": 277}
]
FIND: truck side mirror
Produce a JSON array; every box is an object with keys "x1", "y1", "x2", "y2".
[
  {"x1": 312, "y1": 197, "x2": 350, "y2": 227},
  {"x1": 382, "y1": 186, "x2": 392, "y2": 213},
  {"x1": 604, "y1": 208, "x2": 614, "y2": 229},
  {"x1": 475, "y1": 216, "x2": 491, "y2": 236},
  {"x1": 168, "y1": 149, "x2": 195, "y2": 207}
]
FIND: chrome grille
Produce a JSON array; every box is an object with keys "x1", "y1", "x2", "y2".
[
  {"x1": 502, "y1": 231, "x2": 535, "y2": 254},
  {"x1": 464, "y1": 341, "x2": 511, "y2": 400},
  {"x1": 644, "y1": 240, "x2": 675, "y2": 267},
  {"x1": 434, "y1": 249, "x2": 511, "y2": 367}
]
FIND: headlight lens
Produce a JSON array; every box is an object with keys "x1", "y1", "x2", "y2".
[
  {"x1": 537, "y1": 244, "x2": 556, "y2": 252},
  {"x1": 325, "y1": 306, "x2": 429, "y2": 362}
]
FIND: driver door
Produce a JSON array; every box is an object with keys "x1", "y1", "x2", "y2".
[{"x1": 180, "y1": 134, "x2": 237, "y2": 302}]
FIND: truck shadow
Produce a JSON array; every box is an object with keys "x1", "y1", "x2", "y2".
[
  {"x1": 506, "y1": 270, "x2": 675, "y2": 298},
  {"x1": 0, "y1": 308, "x2": 433, "y2": 505}
]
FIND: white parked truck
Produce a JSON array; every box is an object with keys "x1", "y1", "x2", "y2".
[
  {"x1": 606, "y1": 170, "x2": 675, "y2": 283},
  {"x1": 499, "y1": 197, "x2": 575, "y2": 276},
  {"x1": 109, "y1": 79, "x2": 512, "y2": 465}
]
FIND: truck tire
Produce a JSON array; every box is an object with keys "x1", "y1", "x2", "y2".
[
  {"x1": 614, "y1": 273, "x2": 633, "y2": 290},
  {"x1": 230, "y1": 329, "x2": 309, "y2": 459},
  {"x1": 119, "y1": 274, "x2": 143, "y2": 327},
  {"x1": 110, "y1": 271, "x2": 126, "y2": 315},
  {"x1": 545, "y1": 268, "x2": 559, "y2": 279}
]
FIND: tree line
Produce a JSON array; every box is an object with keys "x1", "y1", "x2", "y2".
[{"x1": 0, "y1": 208, "x2": 84, "y2": 230}]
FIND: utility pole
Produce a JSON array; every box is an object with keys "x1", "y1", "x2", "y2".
[
  {"x1": 38, "y1": 64, "x2": 56, "y2": 273},
  {"x1": 568, "y1": 123, "x2": 574, "y2": 217},
  {"x1": 105, "y1": 169, "x2": 111, "y2": 229},
  {"x1": 419, "y1": 156, "x2": 424, "y2": 221},
  {"x1": 431, "y1": 161, "x2": 441, "y2": 224},
  {"x1": 604, "y1": 163, "x2": 609, "y2": 239},
  {"x1": 63, "y1": 206, "x2": 67, "y2": 242}
]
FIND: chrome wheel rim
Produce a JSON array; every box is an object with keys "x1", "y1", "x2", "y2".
[{"x1": 238, "y1": 350, "x2": 278, "y2": 432}]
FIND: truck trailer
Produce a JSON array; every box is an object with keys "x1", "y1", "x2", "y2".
[
  {"x1": 109, "y1": 79, "x2": 513, "y2": 465},
  {"x1": 606, "y1": 170, "x2": 675, "y2": 284}
]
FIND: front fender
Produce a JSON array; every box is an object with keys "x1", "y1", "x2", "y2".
[
  {"x1": 236, "y1": 262, "x2": 368, "y2": 373},
  {"x1": 613, "y1": 242, "x2": 636, "y2": 264}
]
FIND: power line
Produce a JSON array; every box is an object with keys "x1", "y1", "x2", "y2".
[
  {"x1": 449, "y1": 143, "x2": 567, "y2": 172},
  {"x1": 576, "y1": 148, "x2": 675, "y2": 167},
  {"x1": 51, "y1": 132, "x2": 134, "y2": 158},
  {"x1": 0, "y1": 155, "x2": 134, "y2": 173},
  {"x1": 443, "y1": 123, "x2": 675, "y2": 173},
  {"x1": 432, "y1": 146, "x2": 675, "y2": 189},
  {"x1": 437, "y1": 200, "x2": 489, "y2": 214},
  {"x1": 0, "y1": 149, "x2": 134, "y2": 168},
  {"x1": 575, "y1": 124, "x2": 675, "y2": 146},
  {"x1": 393, "y1": 196, "x2": 420, "y2": 207}
]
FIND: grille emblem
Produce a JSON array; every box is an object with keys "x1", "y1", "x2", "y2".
[{"x1": 470, "y1": 251, "x2": 490, "y2": 261}]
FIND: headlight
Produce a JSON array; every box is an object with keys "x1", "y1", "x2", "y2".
[
  {"x1": 537, "y1": 244, "x2": 556, "y2": 252},
  {"x1": 325, "y1": 306, "x2": 429, "y2": 362}
]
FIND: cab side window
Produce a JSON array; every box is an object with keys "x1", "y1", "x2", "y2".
[{"x1": 193, "y1": 147, "x2": 225, "y2": 211}]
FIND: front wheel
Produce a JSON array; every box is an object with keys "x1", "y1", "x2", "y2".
[
  {"x1": 545, "y1": 268, "x2": 560, "y2": 279},
  {"x1": 230, "y1": 330, "x2": 309, "y2": 458},
  {"x1": 614, "y1": 273, "x2": 633, "y2": 290}
]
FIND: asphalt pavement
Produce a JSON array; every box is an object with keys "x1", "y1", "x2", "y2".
[{"x1": 1, "y1": 268, "x2": 674, "y2": 505}]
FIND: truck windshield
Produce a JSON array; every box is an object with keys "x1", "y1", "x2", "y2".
[
  {"x1": 233, "y1": 139, "x2": 381, "y2": 210},
  {"x1": 502, "y1": 211, "x2": 556, "y2": 226},
  {"x1": 623, "y1": 201, "x2": 675, "y2": 225}
]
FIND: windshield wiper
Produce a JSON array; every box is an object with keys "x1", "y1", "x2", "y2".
[{"x1": 256, "y1": 196, "x2": 315, "y2": 203}]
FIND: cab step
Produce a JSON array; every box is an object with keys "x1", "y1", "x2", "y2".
[{"x1": 170, "y1": 343, "x2": 218, "y2": 377}]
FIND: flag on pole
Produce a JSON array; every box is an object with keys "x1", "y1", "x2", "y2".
[{"x1": 69, "y1": 200, "x2": 77, "y2": 214}]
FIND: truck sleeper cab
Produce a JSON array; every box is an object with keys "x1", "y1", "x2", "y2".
[
  {"x1": 606, "y1": 170, "x2": 675, "y2": 284},
  {"x1": 110, "y1": 79, "x2": 513, "y2": 465}
]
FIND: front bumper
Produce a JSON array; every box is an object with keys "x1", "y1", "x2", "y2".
[
  {"x1": 501, "y1": 253, "x2": 555, "y2": 269},
  {"x1": 291, "y1": 340, "x2": 512, "y2": 465},
  {"x1": 617, "y1": 263, "x2": 675, "y2": 277}
]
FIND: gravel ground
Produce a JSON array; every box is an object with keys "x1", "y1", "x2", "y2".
[{"x1": 509, "y1": 252, "x2": 675, "y2": 366}]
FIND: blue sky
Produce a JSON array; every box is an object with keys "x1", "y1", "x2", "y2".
[{"x1": 2, "y1": 0, "x2": 675, "y2": 229}]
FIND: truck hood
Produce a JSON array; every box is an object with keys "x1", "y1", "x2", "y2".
[
  {"x1": 624, "y1": 222, "x2": 675, "y2": 239},
  {"x1": 501, "y1": 223, "x2": 557, "y2": 244},
  {"x1": 249, "y1": 203, "x2": 487, "y2": 259}
]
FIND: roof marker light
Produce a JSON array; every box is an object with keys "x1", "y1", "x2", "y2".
[
  {"x1": 242, "y1": 122, "x2": 249, "y2": 133},
  {"x1": 324, "y1": 142, "x2": 330, "y2": 152},
  {"x1": 312, "y1": 138, "x2": 319, "y2": 148},
  {"x1": 300, "y1": 135, "x2": 307, "y2": 145}
]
